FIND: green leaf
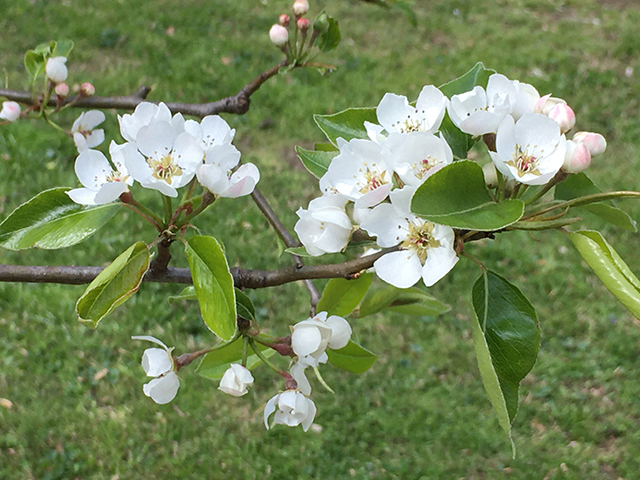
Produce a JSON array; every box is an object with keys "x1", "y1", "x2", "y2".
[
  {"x1": 33, "y1": 42, "x2": 53, "y2": 55},
  {"x1": 197, "y1": 338, "x2": 275, "y2": 380},
  {"x1": 439, "y1": 62, "x2": 495, "y2": 97},
  {"x1": 569, "y1": 230, "x2": 640, "y2": 318},
  {"x1": 185, "y1": 236, "x2": 237, "y2": 341},
  {"x1": 168, "y1": 286, "x2": 197, "y2": 301},
  {"x1": 326, "y1": 341, "x2": 377, "y2": 374},
  {"x1": 76, "y1": 241, "x2": 150, "y2": 327},
  {"x1": 386, "y1": 287, "x2": 451, "y2": 316},
  {"x1": 317, "y1": 273, "x2": 373, "y2": 317},
  {"x1": 314, "y1": 107, "x2": 377, "y2": 146},
  {"x1": 52, "y1": 39, "x2": 74, "y2": 57},
  {"x1": 0, "y1": 188, "x2": 120, "y2": 250},
  {"x1": 316, "y1": 15, "x2": 340, "y2": 52},
  {"x1": 295, "y1": 146, "x2": 337, "y2": 178},
  {"x1": 471, "y1": 271, "x2": 540, "y2": 451},
  {"x1": 411, "y1": 161, "x2": 524, "y2": 230},
  {"x1": 24, "y1": 50, "x2": 45, "y2": 79},
  {"x1": 235, "y1": 288, "x2": 256, "y2": 321},
  {"x1": 284, "y1": 246, "x2": 313, "y2": 257},
  {"x1": 358, "y1": 285, "x2": 403, "y2": 318},
  {"x1": 438, "y1": 113, "x2": 475, "y2": 159},
  {"x1": 555, "y1": 173, "x2": 637, "y2": 232},
  {"x1": 314, "y1": 142, "x2": 338, "y2": 152}
]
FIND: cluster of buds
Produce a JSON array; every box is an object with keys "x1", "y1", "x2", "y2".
[{"x1": 269, "y1": 0, "x2": 311, "y2": 50}]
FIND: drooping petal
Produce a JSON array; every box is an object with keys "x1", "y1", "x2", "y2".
[
  {"x1": 264, "y1": 395, "x2": 278, "y2": 429},
  {"x1": 131, "y1": 334, "x2": 171, "y2": 350},
  {"x1": 142, "y1": 372, "x2": 180, "y2": 404},
  {"x1": 290, "y1": 361, "x2": 312, "y2": 395},
  {"x1": 141, "y1": 347, "x2": 173, "y2": 377}
]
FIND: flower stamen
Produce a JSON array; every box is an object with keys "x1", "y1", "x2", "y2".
[
  {"x1": 506, "y1": 144, "x2": 541, "y2": 177},
  {"x1": 400, "y1": 220, "x2": 440, "y2": 264}
]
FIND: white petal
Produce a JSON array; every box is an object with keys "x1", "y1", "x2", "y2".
[
  {"x1": 377, "y1": 93, "x2": 413, "y2": 132},
  {"x1": 143, "y1": 372, "x2": 180, "y2": 404},
  {"x1": 137, "y1": 121, "x2": 175, "y2": 159},
  {"x1": 93, "y1": 181, "x2": 129, "y2": 204},
  {"x1": 75, "y1": 150, "x2": 112, "y2": 190},
  {"x1": 82, "y1": 110, "x2": 106, "y2": 130},
  {"x1": 300, "y1": 397, "x2": 317, "y2": 432},
  {"x1": 326, "y1": 316, "x2": 352, "y2": 349},
  {"x1": 291, "y1": 324, "x2": 324, "y2": 357},
  {"x1": 85, "y1": 129, "x2": 105, "y2": 149},
  {"x1": 204, "y1": 143, "x2": 241, "y2": 169},
  {"x1": 131, "y1": 335, "x2": 170, "y2": 350},
  {"x1": 360, "y1": 203, "x2": 405, "y2": 248},
  {"x1": 422, "y1": 246, "x2": 459, "y2": 287},
  {"x1": 264, "y1": 394, "x2": 278, "y2": 429},
  {"x1": 290, "y1": 361, "x2": 312, "y2": 395},
  {"x1": 373, "y1": 250, "x2": 422, "y2": 289},
  {"x1": 141, "y1": 347, "x2": 173, "y2": 377},
  {"x1": 197, "y1": 164, "x2": 229, "y2": 194},
  {"x1": 221, "y1": 163, "x2": 260, "y2": 198},
  {"x1": 66, "y1": 188, "x2": 98, "y2": 205}
]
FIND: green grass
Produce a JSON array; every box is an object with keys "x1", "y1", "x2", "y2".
[{"x1": 1, "y1": 0, "x2": 640, "y2": 478}]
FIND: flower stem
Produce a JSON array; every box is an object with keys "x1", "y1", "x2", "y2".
[
  {"x1": 122, "y1": 203, "x2": 162, "y2": 232},
  {"x1": 162, "y1": 195, "x2": 173, "y2": 227}
]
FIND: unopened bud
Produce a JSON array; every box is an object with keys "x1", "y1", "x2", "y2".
[
  {"x1": 482, "y1": 162, "x2": 498, "y2": 188},
  {"x1": 534, "y1": 94, "x2": 564, "y2": 116},
  {"x1": 269, "y1": 24, "x2": 289, "y2": 47},
  {"x1": 573, "y1": 131, "x2": 607, "y2": 156},
  {"x1": 293, "y1": 0, "x2": 309, "y2": 16},
  {"x1": 297, "y1": 17, "x2": 310, "y2": 33},
  {"x1": 548, "y1": 103, "x2": 576, "y2": 134},
  {"x1": 80, "y1": 82, "x2": 95, "y2": 97},
  {"x1": 0, "y1": 101, "x2": 21, "y2": 122},
  {"x1": 562, "y1": 140, "x2": 591, "y2": 174},
  {"x1": 279, "y1": 14, "x2": 290, "y2": 26},
  {"x1": 45, "y1": 56, "x2": 68, "y2": 84},
  {"x1": 55, "y1": 82, "x2": 70, "y2": 97}
]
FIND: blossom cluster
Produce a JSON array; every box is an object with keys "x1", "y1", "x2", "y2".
[
  {"x1": 294, "y1": 73, "x2": 606, "y2": 290},
  {"x1": 67, "y1": 102, "x2": 260, "y2": 205}
]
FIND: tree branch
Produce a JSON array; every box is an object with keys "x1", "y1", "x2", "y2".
[
  {"x1": 0, "y1": 60, "x2": 289, "y2": 118},
  {"x1": 0, "y1": 248, "x2": 395, "y2": 289}
]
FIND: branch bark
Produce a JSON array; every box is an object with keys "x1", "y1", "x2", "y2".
[
  {"x1": 0, "y1": 60, "x2": 289, "y2": 118},
  {"x1": 0, "y1": 248, "x2": 395, "y2": 289}
]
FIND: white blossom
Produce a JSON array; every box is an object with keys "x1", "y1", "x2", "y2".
[
  {"x1": 510, "y1": 80, "x2": 540, "y2": 121},
  {"x1": 264, "y1": 390, "x2": 317, "y2": 431},
  {"x1": 46, "y1": 56, "x2": 68, "y2": 83},
  {"x1": 71, "y1": 110, "x2": 106, "y2": 153},
  {"x1": 131, "y1": 335, "x2": 180, "y2": 405},
  {"x1": 67, "y1": 142, "x2": 134, "y2": 205},
  {"x1": 385, "y1": 132, "x2": 453, "y2": 187},
  {"x1": 319, "y1": 138, "x2": 392, "y2": 209},
  {"x1": 294, "y1": 195, "x2": 352, "y2": 256},
  {"x1": 123, "y1": 121, "x2": 204, "y2": 197},
  {"x1": 196, "y1": 144, "x2": 259, "y2": 198},
  {"x1": 291, "y1": 312, "x2": 352, "y2": 367},
  {"x1": 0, "y1": 101, "x2": 20, "y2": 122},
  {"x1": 218, "y1": 364, "x2": 254, "y2": 397},
  {"x1": 361, "y1": 187, "x2": 458, "y2": 288},
  {"x1": 184, "y1": 115, "x2": 236, "y2": 154},
  {"x1": 365, "y1": 85, "x2": 448, "y2": 142},
  {"x1": 448, "y1": 73, "x2": 516, "y2": 136},
  {"x1": 269, "y1": 24, "x2": 289, "y2": 47},
  {"x1": 489, "y1": 113, "x2": 567, "y2": 185},
  {"x1": 118, "y1": 102, "x2": 173, "y2": 143}
]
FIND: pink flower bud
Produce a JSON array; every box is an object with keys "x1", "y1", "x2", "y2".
[
  {"x1": 55, "y1": 83, "x2": 70, "y2": 97},
  {"x1": 573, "y1": 131, "x2": 607, "y2": 156},
  {"x1": 279, "y1": 14, "x2": 290, "y2": 26},
  {"x1": 534, "y1": 94, "x2": 565, "y2": 116},
  {"x1": 562, "y1": 140, "x2": 591, "y2": 174},
  {"x1": 81, "y1": 82, "x2": 95, "y2": 97},
  {"x1": 269, "y1": 24, "x2": 289, "y2": 47},
  {"x1": 0, "y1": 101, "x2": 21, "y2": 122},
  {"x1": 293, "y1": 0, "x2": 309, "y2": 16},
  {"x1": 548, "y1": 103, "x2": 576, "y2": 133},
  {"x1": 297, "y1": 17, "x2": 310, "y2": 33}
]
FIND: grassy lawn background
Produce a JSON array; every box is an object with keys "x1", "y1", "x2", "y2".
[{"x1": 1, "y1": 0, "x2": 640, "y2": 478}]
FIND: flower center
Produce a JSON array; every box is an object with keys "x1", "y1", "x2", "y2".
[
  {"x1": 412, "y1": 156, "x2": 439, "y2": 180},
  {"x1": 148, "y1": 154, "x2": 183, "y2": 184},
  {"x1": 400, "y1": 220, "x2": 440, "y2": 264},
  {"x1": 506, "y1": 144, "x2": 541, "y2": 177},
  {"x1": 357, "y1": 164, "x2": 389, "y2": 194},
  {"x1": 106, "y1": 170, "x2": 128, "y2": 183}
]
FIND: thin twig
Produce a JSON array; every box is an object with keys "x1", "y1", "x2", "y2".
[{"x1": 0, "y1": 60, "x2": 289, "y2": 118}]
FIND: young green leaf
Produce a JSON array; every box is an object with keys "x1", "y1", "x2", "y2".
[
  {"x1": 76, "y1": 241, "x2": 150, "y2": 327},
  {"x1": 569, "y1": 230, "x2": 640, "y2": 318},
  {"x1": 52, "y1": 39, "x2": 74, "y2": 57},
  {"x1": 326, "y1": 341, "x2": 377, "y2": 374},
  {"x1": 235, "y1": 288, "x2": 256, "y2": 321},
  {"x1": 411, "y1": 161, "x2": 524, "y2": 230},
  {"x1": 197, "y1": 338, "x2": 275, "y2": 380},
  {"x1": 185, "y1": 235, "x2": 237, "y2": 341},
  {"x1": 316, "y1": 273, "x2": 373, "y2": 317},
  {"x1": 314, "y1": 107, "x2": 377, "y2": 146},
  {"x1": 438, "y1": 114, "x2": 475, "y2": 159},
  {"x1": 24, "y1": 50, "x2": 45, "y2": 80},
  {"x1": 439, "y1": 62, "x2": 495, "y2": 97},
  {"x1": 295, "y1": 146, "x2": 337, "y2": 179},
  {"x1": 385, "y1": 287, "x2": 451, "y2": 316},
  {"x1": 471, "y1": 271, "x2": 540, "y2": 453},
  {"x1": 168, "y1": 286, "x2": 197, "y2": 302},
  {"x1": 0, "y1": 188, "x2": 120, "y2": 250}
]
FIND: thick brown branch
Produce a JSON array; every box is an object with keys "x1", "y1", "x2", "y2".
[
  {"x1": 0, "y1": 248, "x2": 395, "y2": 289},
  {"x1": 0, "y1": 60, "x2": 288, "y2": 118}
]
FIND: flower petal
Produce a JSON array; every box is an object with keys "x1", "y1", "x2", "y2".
[
  {"x1": 142, "y1": 372, "x2": 180, "y2": 404},
  {"x1": 373, "y1": 250, "x2": 422, "y2": 289}
]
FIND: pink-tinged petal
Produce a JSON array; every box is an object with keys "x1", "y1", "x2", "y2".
[
  {"x1": 137, "y1": 121, "x2": 175, "y2": 159},
  {"x1": 573, "y1": 131, "x2": 607, "y2": 156},
  {"x1": 94, "y1": 181, "x2": 129, "y2": 204},
  {"x1": 75, "y1": 149, "x2": 112, "y2": 189},
  {"x1": 326, "y1": 316, "x2": 352, "y2": 349},
  {"x1": 422, "y1": 247, "x2": 458, "y2": 287},
  {"x1": 141, "y1": 347, "x2": 173, "y2": 377},
  {"x1": 220, "y1": 163, "x2": 260, "y2": 198},
  {"x1": 143, "y1": 372, "x2": 180, "y2": 404},
  {"x1": 374, "y1": 250, "x2": 422, "y2": 289},
  {"x1": 264, "y1": 395, "x2": 278, "y2": 429},
  {"x1": 360, "y1": 203, "x2": 405, "y2": 247},
  {"x1": 377, "y1": 93, "x2": 413, "y2": 132},
  {"x1": 562, "y1": 140, "x2": 591, "y2": 174},
  {"x1": 67, "y1": 188, "x2": 98, "y2": 205}
]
